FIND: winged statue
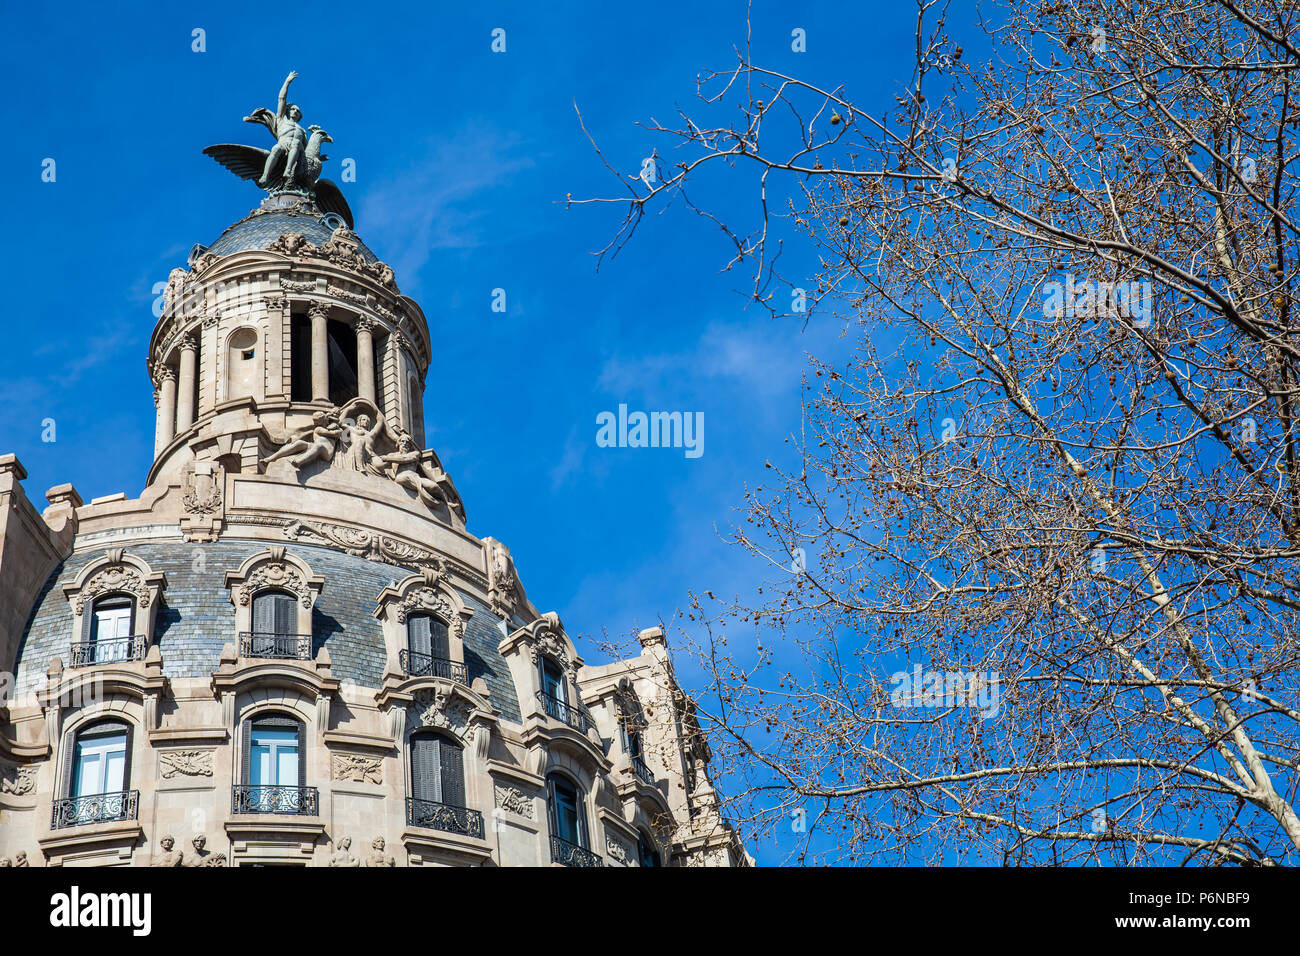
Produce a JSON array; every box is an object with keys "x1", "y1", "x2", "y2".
[{"x1": 203, "y1": 71, "x2": 354, "y2": 228}]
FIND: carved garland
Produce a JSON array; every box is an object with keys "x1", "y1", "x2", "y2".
[
  {"x1": 494, "y1": 785, "x2": 535, "y2": 820},
  {"x1": 159, "y1": 750, "x2": 214, "y2": 779},
  {"x1": 284, "y1": 519, "x2": 445, "y2": 570},
  {"x1": 73, "y1": 565, "x2": 152, "y2": 615},
  {"x1": 236, "y1": 562, "x2": 313, "y2": 609},
  {"x1": 411, "y1": 689, "x2": 475, "y2": 740},
  {"x1": 395, "y1": 587, "x2": 463, "y2": 638}
]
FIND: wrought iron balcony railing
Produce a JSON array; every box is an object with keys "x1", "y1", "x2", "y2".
[
  {"x1": 238, "y1": 631, "x2": 313, "y2": 661},
  {"x1": 405, "y1": 797, "x2": 485, "y2": 839},
  {"x1": 231, "y1": 785, "x2": 319, "y2": 815},
  {"x1": 550, "y1": 834, "x2": 603, "y2": 867},
  {"x1": 51, "y1": 790, "x2": 139, "y2": 830},
  {"x1": 400, "y1": 650, "x2": 468, "y2": 684},
  {"x1": 631, "y1": 754, "x2": 655, "y2": 786},
  {"x1": 68, "y1": 635, "x2": 146, "y2": 668},
  {"x1": 536, "y1": 691, "x2": 592, "y2": 734}
]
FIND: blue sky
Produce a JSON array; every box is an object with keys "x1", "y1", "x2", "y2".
[{"x1": 0, "y1": 1, "x2": 979, "y2": 862}]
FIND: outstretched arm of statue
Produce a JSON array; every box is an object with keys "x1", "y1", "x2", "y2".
[{"x1": 277, "y1": 71, "x2": 298, "y2": 118}]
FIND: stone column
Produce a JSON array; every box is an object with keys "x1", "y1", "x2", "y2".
[
  {"x1": 176, "y1": 333, "x2": 198, "y2": 432},
  {"x1": 310, "y1": 303, "x2": 330, "y2": 402},
  {"x1": 355, "y1": 317, "x2": 376, "y2": 404},
  {"x1": 157, "y1": 366, "x2": 177, "y2": 448}
]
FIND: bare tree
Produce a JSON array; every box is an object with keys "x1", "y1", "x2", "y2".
[{"x1": 578, "y1": 0, "x2": 1300, "y2": 864}]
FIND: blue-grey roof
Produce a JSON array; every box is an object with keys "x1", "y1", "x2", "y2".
[
  {"x1": 206, "y1": 209, "x2": 378, "y2": 263},
  {"x1": 15, "y1": 540, "x2": 520, "y2": 722}
]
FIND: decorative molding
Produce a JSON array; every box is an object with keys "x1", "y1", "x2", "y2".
[
  {"x1": 233, "y1": 556, "x2": 316, "y2": 609},
  {"x1": 73, "y1": 564, "x2": 152, "y2": 616},
  {"x1": 284, "y1": 519, "x2": 445, "y2": 570},
  {"x1": 0, "y1": 761, "x2": 36, "y2": 796},
  {"x1": 606, "y1": 836, "x2": 631, "y2": 865},
  {"x1": 280, "y1": 277, "x2": 316, "y2": 294},
  {"x1": 158, "y1": 750, "x2": 214, "y2": 779},
  {"x1": 493, "y1": 785, "x2": 534, "y2": 820},
  {"x1": 331, "y1": 753, "x2": 383, "y2": 785},
  {"x1": 412, "y1": 688, "x2": 474, "y2": 739}
]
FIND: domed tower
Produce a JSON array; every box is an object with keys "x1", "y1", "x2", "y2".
[{"x1": 0, "y1": 74, "x2": 745, "y2": 868}]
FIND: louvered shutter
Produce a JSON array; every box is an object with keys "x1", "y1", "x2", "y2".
[
  {"x1": 438, "y1": 739, "x2": 465, "y2": 808},
  {"x1": 273, "y1": 593, "x2": 295, "y2": 637},
  {"x1": 240, "y1": 717, "x2": 252, "y2": 784},
  {"x1": 60, "y1": 730, "x2": 78, "y2": 798},
  {"x1": 407, "y1": 615, "x2": 432, "y2": 658},
  {"x1": 430, "y1": 618, "x2": 450, "y2": 661},
  {"x1": 253, "y1": 593, "x2": 275, "y2": 634},
  {"x1": 295, "y1": 718, "x2": 306, "y2": 788},
  {"x1": 410, "y1": 734, "x2": 440, "y2": 803}
]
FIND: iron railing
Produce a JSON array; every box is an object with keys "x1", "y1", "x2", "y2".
[
  {"x1": 68, "y1": 635, "x2": 146, "y2": 667},
  {"x1": 400, "y1": 650, "x2": 468, "y2": 683},
  {"x1": 550, "y1": 834, "x2": 603, "y2": 867},
  {"x1": 536, "y1": 691, "x2": 592, "y2": 734},
  {"x1": 238, "y1": 631, "x2": 313, "y2": 661},
  {"x1": 231, "y1": 785, "x2": 319, "y2": 815},
  {"x1": 51, "y1": 790, "x2": 139, "y2": 829},
  {"x1": 631, "y1": 754, "x2": 654, "y2": 786},
  {"x1": 405, "y1": 798, "x2": 485, "y2": 839}
]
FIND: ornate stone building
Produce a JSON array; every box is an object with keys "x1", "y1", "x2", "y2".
[{"x1": 0, "y1": 77, "x2": 745, "y2": 867}]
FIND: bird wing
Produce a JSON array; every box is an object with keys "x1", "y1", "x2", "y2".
[
  {"x1": 203, "y1": 144, "x2": 270, "y2": 181},
  {"x1": 243, "y1": 108, "x2": 279, "y2": 141},
  {"x1": 313, "y1": 179, "x2": 354, "y2": 229}
]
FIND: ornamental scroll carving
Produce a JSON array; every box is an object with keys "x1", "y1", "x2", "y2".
[
  {"x1": 159, "y1": 750, "x2": 214, "y2": 779},
  {"x1": 395, "y1": 588, "x2": 462, "y2": 639},
  {"x1": 0, "y1": 761, "x2": 36, "y2": 796},
  {"x1": 412, "y1": 689, "x2": 474, "y2": 739},
  {"x1": 493, "y1": 785, "x2": 534, "y2": 820},
  {"x1": 73, "y1": 565, "x2": 152, "y2": 615},
  {"x1": 283, "y1": 519, "x2": 445, "y2": 571},
  {"x1": 237, "y1": 562, "x2": 313, "y2": 609},
  {"x1": 606, "y1": 837, "x2": 631, "y2": 864},
  {"x1": 266, "y1": 231, "x2": 398, "y2": 291},
  {"x1": 332, "y1": 753, "x2": 383, "y2": 785}
]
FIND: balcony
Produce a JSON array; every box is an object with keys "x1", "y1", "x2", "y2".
[
  {"x1": 400, "y1": 650, "x2": 468, "y2": 684},
  {"x1": 51, "y1": 790, "x2": 140, "y2": 830},
  {"x1": 550, "y1": 834, "x2": 603, "y2": 867},
  {"x1": 238, "y1": 631, "x2": 313, "y2": 662},
  {"x1": 231, "y1": 785, "x2": 319, "y2": 815},
  {"x1": 536, "y1": 691, "x2": 592, "y2": 734},
  {"x1": 631, "y1": 754, "x2": 654, "y2": 786},
  {"x1": 405, "y1": 798, "x2": 485, "y2": 839},
  {"x1": 68, "y1": 635, "x2": 145, "y2": 667}
]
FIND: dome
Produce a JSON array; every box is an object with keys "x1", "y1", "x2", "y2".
[{"x1": 204, "y1": 200, "x2": 379, "y2": 263}]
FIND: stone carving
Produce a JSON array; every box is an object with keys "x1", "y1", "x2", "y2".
[
  {"x1": 263, "y1": 397, "x2": 385, "y2": 475},
  {"x1": 494, "y1": 785, "x2": 534, "y2": 820},
  {"x1": 485, "y1": 538, "x2": 519, "y2": 618},
  {"x1": 264, "y1": 295, "x2": 287, "y2": 311},
  {"x1": 13, "y1": 851, "x2": 28, "y2": 867},
  {"x1": 606, "y1": 837, "x2": 630, "y2": 864},
  {"x1": 329, "y1": 836, "x2": 360, "y2": 867},
  {"x1": 236, "y1": 562, "x2": 313, "y2": 609},
  {"x1": 186, "y1": 835, "x2": 227, "y2": 867},
  {"x1": 412, "y1": 689, "x2": 474, "y2": 739},
  {"x1": 202, "y1": 71, "x2": 353, "y2": 228},
  {"x1": 73, "y1": 564, "x2": 151, "y2": 615},
  {"x1": 159, "y1": 749, "x2": 214, "y2": 779},
  {"x1": 151, "y1": 836, "x2": 184, "y2": 867},
  {"x1": 394, "y1": 587, "x2": 459, "y2": 635},
  {"x1": 0, "y1": 761, "x2": 36, "y2": 796},
  {"x1": 282, "y1": 519, "x2": 446, "y2": 572},
  {"x1": 364, "y1": 836, "x2": 395, "y2": 867},
  {"x1": 279, "y1": 277, "x2": 316, "y2": 293},
  {"x1": 332, "y1": 753, "x2": 383, "y2": 785},
  {"x1": 180, "y1": 459, "x2": 225, "y2": 543},
  {"x1": 375, "y1": 429, "x2": 465, "y2": 519}
]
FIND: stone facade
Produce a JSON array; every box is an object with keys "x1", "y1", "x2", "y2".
[{"x1": 0, "y1": 147, "x2": 745, "y2": 868}]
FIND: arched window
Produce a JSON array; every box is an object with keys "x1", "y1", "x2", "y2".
[
  {"x1": 406, "y1": 731, "x2": 481, "y2": 837},
  {"x1": 235, "y1": 712, "x2": 314, "y2": 814},
  {"x1": 246, "y1": 589, "x2": 304, "y2": 660},
  {"x1": 75, "y1": 594, "x2": 140, "y2": 666},
  {"x1": 227, "y1": 327, "x2": 259, "y2": 401},
  {"x1": 404, "y1": 613, "x2": 451, "y2": 678},
  {"x1": 54, "y1": 720, "x2": 136, "y2": 828},
  {"x1": 540, "y1": 657, "x2": 567, "y2": 705},
  {"x1": 547, "y1": 773, "x2": 600, "y2": 865},
  {"x1": 637, "y1": 832, "x2": 660, "y2": 868}
]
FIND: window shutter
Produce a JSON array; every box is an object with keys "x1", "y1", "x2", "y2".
[
  {"x1": 253, "y1": 593, "x2": 275, "y2": 635},
  {"x1": 296, "y1": 718, "x2": 306, "y2": 788},
  {"x1": 438, "y1": 739, "x2": 465, "y2": 808},
  {"x1": 60, "y1": 730, "x2": 78, "y2": 798},
  {"x1": 240, "y1": 716, "x2": 253, "y2": 784},
  {"x1": 407, "y1": 615, "x2": 432, "y2": 658},
  {"x1": 273, "y1": 593, "x2": 295, "y2": 637},
  {"x1": 82, "y1": 598, "x2": 95, "y2": 644},
  {"x1": 410, "y1": 734, "x2": 439, "y2": 803},
  {"x1": 430, "y1": 618, "x2": 450, "y2": 661}
]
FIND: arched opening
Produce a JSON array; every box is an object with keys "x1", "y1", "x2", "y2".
[
  {"x1": 227, "y1": 327, "x2": 259, "y2": 401},
  {"x1": 244, "y1": 589, "x2": 305, "y2": 660},
  {"x1": 235, "y1": 711, "x2": 314, "y2": 814},
  {"x1": 403, "y1": 612, "x2": 453, "y2": 679},
  {"x1": 638, "y1": 831, "x2": 661, "y2": 868},
  {"x1": 547, "y1": 772, "x2": 598, "y2": 865},
  {"x1": 54, "y1": 719, "x2": 136, "y2": 828},
  {"x1": 76, "y1": 593, "x2": 140, "y2": 666}
]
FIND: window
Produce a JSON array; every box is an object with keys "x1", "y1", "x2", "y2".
[
  {"x1": 247, "y1": 589, "x2": 301, "y2": 658},
  {"x1": 638, "y1": 832, "x2": 660, "y2": 868},
  {"x1": 290, "y1": 311, "x2": 312, "y2": 401},
  {"x1": 547, "y1": 774, "x2": 585, "y2": 848},
  {"x1": 409, "y1": 732, "x2": 465, "y2": 808},
  {"x1": 406, "y1": 613, "x2": 450, "y2": 673},
  {"x1": 85, "y1": 595, "x2": 134, "y2": 664},
  {"x1": 227, "y1": 327, "x2": 259, "y2": 400},
  {"x1": 53, "y1": 720, "x2": 137, "y2": 829},
  {"x1": 541, "y1": 657, "x2": 566, "y2": 704},
  {"x1": 327, "y1": 319, "x2": 358, "y2": 406},
  {"x1": 235, "y1": 713, "x2": 313, "y2": 814}
]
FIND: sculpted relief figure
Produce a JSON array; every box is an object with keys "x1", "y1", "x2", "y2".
[
  {"x1": 329, "y1": 836, "x2": 360, "y2": 867},
  {"x1": 336, "y1": 398, "x2": 386, "y2": 474},
  {"x1": 152, "y1": 836, "x2": 184, "y2": 867},
  {"x1": 364, "y1": 836, "x2": 395, "y2": 867},
  {"x1": 265, "y1": 410, "x2": 345, "y2": 472},
  {"x1": 185, "y1": 834, "x2": 226, "y2": 867}
]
